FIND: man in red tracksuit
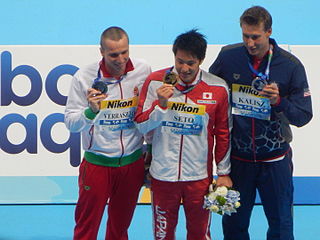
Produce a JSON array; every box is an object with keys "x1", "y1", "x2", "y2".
[{"x1": 135, "y1": 29, "x2": 233, "y2": 240}]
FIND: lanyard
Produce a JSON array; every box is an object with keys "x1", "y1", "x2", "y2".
[
  {"x1": 175, "y1": 70, "x2": 202, "y2": 94},
  {"x1": 93, "y1": 68, "x2": 125, "y2": 85},
  {"x1": 248, "y1": 46, "x2": 273, "y2": 81}
]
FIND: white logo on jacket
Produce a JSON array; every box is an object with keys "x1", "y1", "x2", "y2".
[{"x1": 233, "y1": 73, "x2": 240, "y2": 80}]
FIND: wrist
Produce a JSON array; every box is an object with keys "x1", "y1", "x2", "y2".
[
  {"x1": 158, "y1": 99, "x2": 168, "y2": 108},
  {"x1": 271, "y1": 96, "x2": 281, "y2": 106},
  {"x1": 84, "y1": 108, "x2": 99, "y2": 120},
  {"x1": 158, "y1": 99, "x2": 168, "y2": 109}
]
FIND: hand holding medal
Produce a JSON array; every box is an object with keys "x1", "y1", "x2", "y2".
[
  {"x1": 156, "y1": 70, "x2": 177, "y2": 108},
  {"x1": 87, "y1": 79, "x2": 108, "y2": 113},
  {"x1": 250, "y1": 45, "x2": 273, "y2": 92},
  {"x1": 92, "y1": 80, "x2": 108, "y2": 95},
  {"x1": 258, "y1": 82, "x2": 280, "y2": 105}
]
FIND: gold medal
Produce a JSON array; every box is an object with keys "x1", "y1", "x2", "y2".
[{"x1": 163, "y1": 71, "x2": 178, "y2": 86}]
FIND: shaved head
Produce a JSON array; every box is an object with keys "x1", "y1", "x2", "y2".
[{"x1": 100, "y1": 26, "x2": 129, "y2": 50}]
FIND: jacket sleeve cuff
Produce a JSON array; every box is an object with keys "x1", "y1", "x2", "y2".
[
  {"x1": 272, "y1": 97, "x2": 288, "y2": 113},
  {"x1": 271, "y1": 96, "x2": 281, "y2": 107},
  {"x1": 84, "y1": 108, "x2": 98, "y2": 120},
  {"x1": 158, "y1": 104, "x2": 168, "y2": 110}
]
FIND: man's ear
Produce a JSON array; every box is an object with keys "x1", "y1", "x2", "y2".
[{"x1": 266, "y1": 28, "x2": 272, "y2": 37}]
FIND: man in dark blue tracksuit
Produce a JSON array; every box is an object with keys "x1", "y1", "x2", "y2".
[{"x1": 209, "y1": 6, "x2": 313, "y2": 240}]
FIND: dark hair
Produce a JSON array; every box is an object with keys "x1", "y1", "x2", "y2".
[
  {"x1": 172, "y1": 29, "x2": 207, "y2": 61},
  {"x1": 100, "y1": 26, "x2": 129, "y2": 49},
  {"x1": 240, "y1": 6, "x2": 272, "y2": 31}
]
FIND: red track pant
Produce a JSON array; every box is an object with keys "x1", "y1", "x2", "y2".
[
  {"x1": 151, "y1": 178, "x2": 212, "y2": 240},
  {"x1": 73, "y1": 157, "x2": 144, "y2": 240}
]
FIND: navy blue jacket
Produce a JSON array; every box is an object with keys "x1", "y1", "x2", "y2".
[{"x1": 209, "y1": 38, "x2": 313, "y2": 161}]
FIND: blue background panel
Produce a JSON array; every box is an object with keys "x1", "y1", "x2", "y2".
[
  {"x1": 0, "y1": 176, "x2": 319, "y2": 205},
  {"x1": 0, "y1": 0, "x2": 319, "y2": 45}
]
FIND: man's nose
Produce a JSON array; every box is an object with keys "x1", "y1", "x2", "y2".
[
  {"x1": 181, "y1": 64, "x2": 189, "y2": 72},
  {"x1": 117, "y1": 54, "x2": 126, "y2": 63},
  {"x1": 247, "y1": 38, "x2": 255, "y2": 47}
]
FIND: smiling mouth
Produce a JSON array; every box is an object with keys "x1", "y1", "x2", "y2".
[
  {"x1": 115, "y1": 63, "x2": 125, "y2": 69},
  {"x1": 180, "y1": 72, "x2": 191, "y2": 77}
]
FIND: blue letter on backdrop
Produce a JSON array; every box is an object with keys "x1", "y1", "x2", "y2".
[
  {"x1": 40, "y1": 113, "x2": 81, "y2": 167},
  {"x1": 46, "y1": 64, "x2": 79, "y2": 106},
  {"x1": 0, "y1": 51, "x2": 42, "y2": 106},
  {"x1": 0, "y1": 113, "x2": 37, "y2": 154}
]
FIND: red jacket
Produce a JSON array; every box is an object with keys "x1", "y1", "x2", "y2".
[{"x1": 135, "y1": 67, "x2": 232, "y2": 181}]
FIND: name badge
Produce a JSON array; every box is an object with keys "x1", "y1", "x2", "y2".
[
  {"x1": 97, "y1": 97, "x2": 138, "y2": 131},
  {"x1": 232, "y1": 84, "x2": 271, "y2": 120},
  {"x1": 161, "y1": 101, "x2": 206, "y2": 135}
]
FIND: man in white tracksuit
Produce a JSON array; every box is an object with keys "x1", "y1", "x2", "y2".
[{"x1": 65, "y1": 26, "x2": 151, "y2": 240}]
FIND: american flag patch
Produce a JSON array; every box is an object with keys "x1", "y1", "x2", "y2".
[{"x1": 303, "y1": 88, "x2": 311, "y2": 97}]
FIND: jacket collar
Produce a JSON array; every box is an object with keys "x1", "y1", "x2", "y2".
[{"x1": 99, "y1": 58, "x2": 134, "y2": 78}]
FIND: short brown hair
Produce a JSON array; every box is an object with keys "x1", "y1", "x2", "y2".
[{"x1": 240, "y1": 6, "x2": 272, "y2": 31}]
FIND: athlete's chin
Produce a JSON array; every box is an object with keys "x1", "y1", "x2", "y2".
[
  {"x1": 116, "y1": 64, "x2": 126, "y2": 70},
  {"x1": 113, "y1": 65, "x2": 126, "y2": 75},
  {"x1": 247, "y1": 48, "x2": 259, "y2": 56},
  {"x1": 179, "y1": 75, "x2": 192, "y2": 83}
]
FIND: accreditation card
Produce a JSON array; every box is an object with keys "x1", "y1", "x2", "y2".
[{"x1": 232, "y1": 84, "x2": 271, "y2": 120}]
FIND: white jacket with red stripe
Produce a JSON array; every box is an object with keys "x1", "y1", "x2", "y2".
[
  {"x1": 64, "y1": 58, "x2": 151, "y2": 159},
  {"x1": 135, "y1": 67, "x2": 232, "y2": 182}
]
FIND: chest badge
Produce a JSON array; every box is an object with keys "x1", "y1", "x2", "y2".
[
  {"x1": 197, "y1": 92, "x2": 216, "y2": 104},
  {"x1": 202, "y1": 92, "x2": 213, "y2": 100}
]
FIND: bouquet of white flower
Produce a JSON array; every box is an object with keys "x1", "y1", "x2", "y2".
[{"x1": 203, "y1": 180, "x2": 240, "y2": 216}]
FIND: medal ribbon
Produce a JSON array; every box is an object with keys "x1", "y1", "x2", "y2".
[
  {"x1": 176, "y1": 71, "x2": 202, "y2": 94},
  {"x1": 93, "y1": 68, "x2": 126, "y2": 85},
  {"x1": 248, "y1": 46, "x2": 273, "y2": 81}
]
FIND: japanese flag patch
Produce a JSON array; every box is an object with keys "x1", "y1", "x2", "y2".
[{"x1": 202, "y1": 92, "x2": 213, "y2": 99}]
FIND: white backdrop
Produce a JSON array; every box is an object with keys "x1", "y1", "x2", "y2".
[{"x1": 0, "y1": 45, "x2": 318, "y2": 177}]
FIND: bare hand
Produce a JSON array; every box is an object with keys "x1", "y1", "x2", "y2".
[
  {"x1": 259, "y1": 82, "x2": 279, "y2": 105},
  {"x1": 87, "y1": 88, "x2": 107, "y2": 113},
  {"x1": 216, "y1": 175, "x2": 233, "y2": 188},
  {"x1": 156, "y1": 84, "x2": 174, "y2": 108}
]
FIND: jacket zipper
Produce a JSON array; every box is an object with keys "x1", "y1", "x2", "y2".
[
  {"x1": 252, "y1": 118, "x2": 257, "y2": 162},
  {"x1": 118, "y1": 82, "x2": 125, "y2": 166},
  {"x1": 251, "y1": 56, "x2": 263, "y2": 163},
  {"x1": 178, "y1": 94, "x2": 187, "y2": 180},
  {"x1": 88, "y1": 125, "x2": 94, "y2": 150},
  {"x1": 178, "y1": 135, "x2": 184, "y2": 180}
]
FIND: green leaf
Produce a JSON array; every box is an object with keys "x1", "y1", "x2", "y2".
[{"x1": 216, "y1": 196, "x2": 226, "y2": 205}]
